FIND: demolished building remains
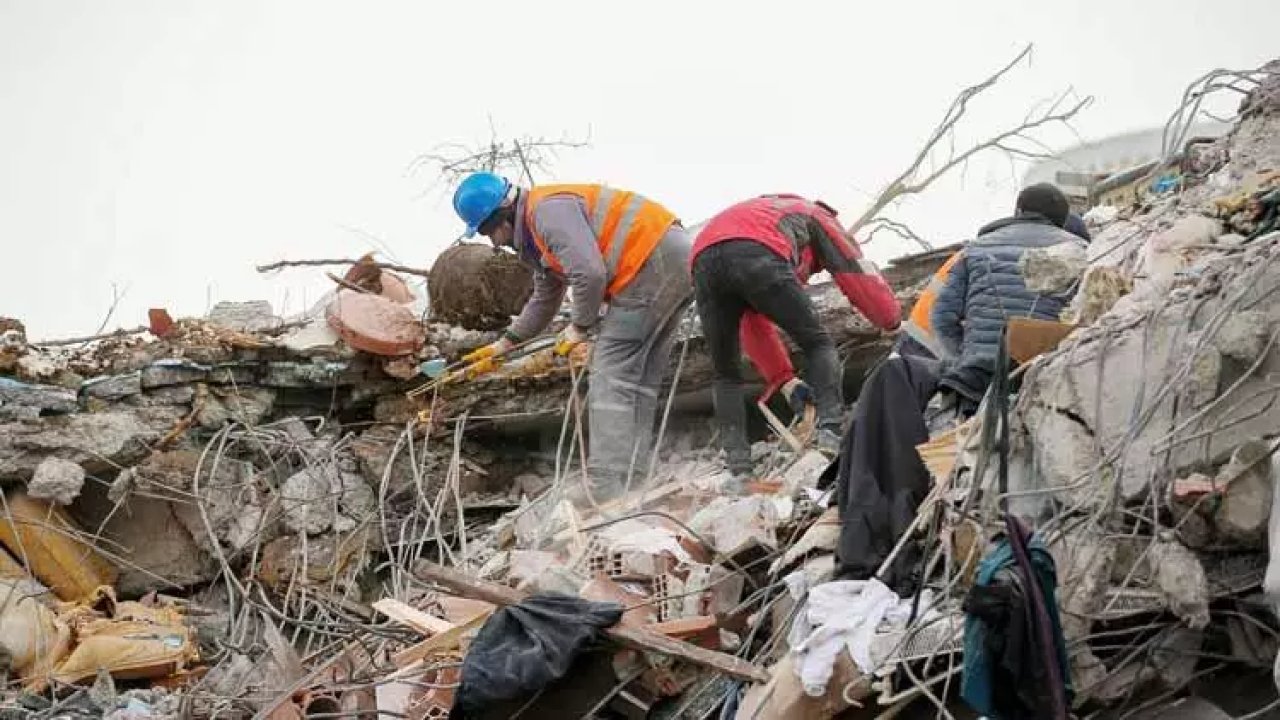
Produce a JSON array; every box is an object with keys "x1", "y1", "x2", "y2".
[{"x1": 3, "y1": 59, "x2": 1280, "y2": 719}]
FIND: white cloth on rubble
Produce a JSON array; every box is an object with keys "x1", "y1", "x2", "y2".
[{"x1": 785, "y1": 576, "x2": 933, "y2": 697}]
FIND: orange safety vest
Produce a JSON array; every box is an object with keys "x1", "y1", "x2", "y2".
[
  {"x1": 903, "y1": 251, "x2": 962, "y2": 358},
  {"x1": 524, "y1": 184, "x2": 676, "y2": 298}
]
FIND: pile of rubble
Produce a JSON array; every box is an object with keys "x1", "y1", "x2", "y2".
[
  {"x1": 5, "y1": 57, "x2": 1279, "y2": 720},
  {"x1": 0, "y1": 217, "x2": 943, "y2": 717}
]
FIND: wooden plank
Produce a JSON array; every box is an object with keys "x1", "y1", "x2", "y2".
[
  {"x1": 392, "y1": 610, "x2": 492, "y2": 668},
  {"x1": 1007, "y1": 318, "x2": 1075, "y2": 365},
  {"x1": 414, "y1": 561, "x2": 770, "y2": 684},
  {"x1": 372, "y1": 598, "x2": 453, "y2": 635},
  {"x1": 645, "y1": 616, "x2": 718, "y2": 637}
]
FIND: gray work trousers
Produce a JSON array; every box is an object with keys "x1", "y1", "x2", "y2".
[{"x1": 588, "y1": 225, "x2": 693, "y2": 494}]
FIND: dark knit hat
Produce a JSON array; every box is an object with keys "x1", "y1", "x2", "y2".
[{"x1": 1016, "y1": 183, "x2": 1070, "y2": 228}]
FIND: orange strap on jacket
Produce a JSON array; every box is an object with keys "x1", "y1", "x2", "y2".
[{"x1": 524, "y1": 183, "x2": 676, "y2": 297}]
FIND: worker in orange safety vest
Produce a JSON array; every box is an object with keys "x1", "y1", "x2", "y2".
[{"x1": 451, "y1": 172, "x2": 692, "y2": 503}]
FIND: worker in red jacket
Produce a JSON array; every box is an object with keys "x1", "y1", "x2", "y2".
[{"x1": 690, "y1": 194, "x2": 901, "y2": 481}]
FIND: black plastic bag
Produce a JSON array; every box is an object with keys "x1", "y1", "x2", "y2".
[{"x1": 451, "y1": 593, "x2": 623, "y2": 718}]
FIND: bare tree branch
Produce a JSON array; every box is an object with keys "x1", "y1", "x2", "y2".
[
  {"x1": 256, "y1": 257, "x2": 431, "y2": 278},
  {"x1": 35, "y1": 327, "x2": 149, "y2": 348},
  {"x1": 409, "y1": 124, "x2": 591, "y2": 193},
  {"x1": 848, "y1": 44, "x2": 1092, "y2": 238},
  {"x1": 861, "y1": 217, "x2": 934, "y2": 252},
  {"x1": 93, "y1": 283, "x2": 130, "y2": 337}
]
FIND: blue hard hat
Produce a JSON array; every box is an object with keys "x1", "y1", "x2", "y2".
[{"x1": 453, "y1": 172, "x2": 511, "y2": 237}]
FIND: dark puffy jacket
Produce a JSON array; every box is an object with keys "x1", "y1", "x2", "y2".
[{"x1": 931, "y1": 215, "x2": 1084, "y2": 400}]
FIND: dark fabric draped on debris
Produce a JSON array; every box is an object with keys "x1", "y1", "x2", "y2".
[
  {"x1": 832, "y1": 353, "x2": 940, "y2": 594},
  {"x1": 960, "y1": 532, "x2": 1073, "y2": 719},
  {"x1": 451, "y1": 593, "x2": 623, "y2": 719}
]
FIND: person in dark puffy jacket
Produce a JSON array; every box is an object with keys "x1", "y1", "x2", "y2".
[{"x1": 931, "y1": 183, "x2": 1085, "y2": 412}]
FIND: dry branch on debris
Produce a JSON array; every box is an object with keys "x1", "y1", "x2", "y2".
[{"x1": 848, "y1": 44, "x2": 1091, "y2": 249}]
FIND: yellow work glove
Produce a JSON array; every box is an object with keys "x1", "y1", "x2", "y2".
[
  {"x1": 553, "y1": 324, "x2": 591, "y2": 357},
  {"x1": 462, "y1": 338, "x2": 514, "y2": 379}
]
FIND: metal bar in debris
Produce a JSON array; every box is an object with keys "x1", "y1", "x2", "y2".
[{"x1": 413, "y1": 561, "x2": 770, "y2": 683}]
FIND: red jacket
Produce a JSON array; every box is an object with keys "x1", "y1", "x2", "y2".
[{"x1": 691, "y1": 195, "x2": 901, "y2": 396}]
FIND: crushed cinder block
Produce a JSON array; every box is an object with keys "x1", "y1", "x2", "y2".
[
  {"x1": 580, "y1": 575, "x2": 656, "y2": 627},
  {"x1": 28, "y1": 457, "x2": 86, "y2": 505}
]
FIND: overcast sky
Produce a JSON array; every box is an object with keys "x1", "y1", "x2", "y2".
[{"x1": 1, "y1": 0, "x2": 1275, "y2": 339}]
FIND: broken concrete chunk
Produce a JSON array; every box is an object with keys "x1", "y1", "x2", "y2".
[
  {"x1": 1020, "y1": 402, "x2": 1101, "y2": 509},
  {"x1": 257, "y1": 531, "x2": 370, "y2": 590},
  {"x1": 334, "y1": 471, "x2": 376, "y2": 532},
  {"x1": 1213, "y1": 310, "x2": 1271, "y2": 361},
  {"x1": 280, "y1": 467, "x2": 338, "y2": 535},
  {"x1": 1150, "y1": 626, "x2": 1204, "y2": 690},
  {"x1": 1050, "y1": 530, "x2": 1116, "y2": 624},
  {"x1": 207, "y1": 364, "x2": 257, "y2": 385},
  {"x1": 689, "y1": 496, "x2": 779, "y2": 554},
  {"x1": 1149, "y1": 539, "x2": 1210, "y2": 629},
  {"x1": 81, "y1": 373, "x2": 143, "y2": 401},
  {"x1": 140, "y1": 360, "x2": 210, "y2": 388},
  {"x1": 260, "y1": 361, "x2": 349, "y2": 388},
  {"x1": 207, "y1": 300, "x2": 282, "y2": 333},
  {"x1": 1215, "y1": 440, "x2": 1273, "y2": 545},
  {"x1": 280, "y1": 317, "x2": 343, "y2": 355},
  {"x1": 526, "y1": 565, "x2": 586, "y2": 596},
  {"x1": 28, "y1": 457, "x2": 86, "y2": 505},
  {"x1": 1020, "y1": 241, "x2": 1088, "y2": 294},
  {"x1": 0, "y1": 408, "x2": 182, "y2": 482},
  {"x1": 781, "y1": 450, "x2": 830, "y2": 494},
  {"x1": 196, "y1": 387, "x2": 276, "y2": 428},
  {"x1": 1184, "y1": 339, "x2": 1222, "y2": 408},
  {"x1": 508, "y1": 550, "x2": 561, "y2": 587},
  {"x1": 0, "y1": 377, "x2": 78, "y2": 419},
  {"x1": 135, "y1": 384, "x2": 199, "y2": 407}
]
